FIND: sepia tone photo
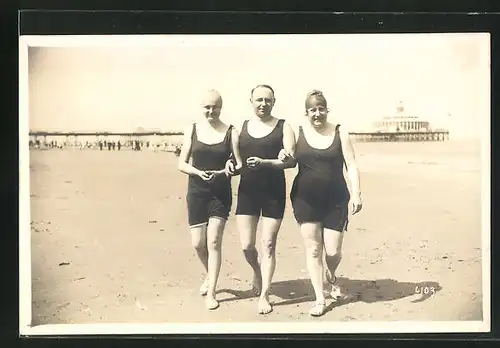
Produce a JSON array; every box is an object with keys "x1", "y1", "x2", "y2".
[{"x1": 19, "y1": 33, "x2": 490, "y2": 335}]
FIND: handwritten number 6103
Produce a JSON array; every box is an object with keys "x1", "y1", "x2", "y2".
[{"x1": 415, "y1": 286, "x2": 436, "y2": 295}]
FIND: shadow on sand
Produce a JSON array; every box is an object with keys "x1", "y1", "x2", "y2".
[{"x1": 218, "y1": 277, "x2": 442, "y2": 314}]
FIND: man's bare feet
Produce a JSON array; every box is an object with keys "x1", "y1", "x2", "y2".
[
  {"x1": 258, "y1": 295, "x2": 273, "y2": 315},
  {"x1": 252, "y1": 272, "x2": 262, "y2": 297}
]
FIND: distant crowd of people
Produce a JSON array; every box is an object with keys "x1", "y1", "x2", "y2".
[
  {"x1": 99, "y1": 140, "x2": 121, "y2": 151},
  {"x1": 28, "y1": 139, "x2": 182, "y2": 154},
  {"x1": 29, "y1": 139, "x2": 64, "y2": 149}
]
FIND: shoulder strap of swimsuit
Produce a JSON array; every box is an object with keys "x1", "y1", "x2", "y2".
[
  {"x1": 242, "y1": 120, "x2": 249, "y2": 135},
  {"x1": 224, "y1": 124, "x2": 233, "y2": 143},
  {"x1": 275, "y1": 119, "x2": 285, "y2": 139},
  {"x1": 335, "y1": 124, "x2": 343, "y2": 149},
  {"x1": 226, "y1": 125, "x2": 235, "y2": 160},
  {"x1": 191, "y1": 123, "x2": 197, "y2": 142},
  {"x1": 336, "y1": 124, "x2": 347, "y2": 168},
  {"x1": 298, "y1": 125, "x2": 310, "y2": 149}
]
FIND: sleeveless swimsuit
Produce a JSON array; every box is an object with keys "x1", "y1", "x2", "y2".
[
  {"x1": 186, "y1": 123, "x2": 233, "y2": 227},
  {"x1": 236, "y1": 119, "x2": 286, "y2": 219},
  {"x1": 290, "y1": 124, "x2": 350, "y2": 231}
]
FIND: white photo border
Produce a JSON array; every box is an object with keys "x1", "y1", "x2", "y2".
[{"x1": 19, "y1": 33, "x2": 492, "y2": 336}]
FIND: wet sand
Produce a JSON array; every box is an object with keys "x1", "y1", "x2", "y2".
[{"x1": 28, "y1": 141, "x2": 483, "y2": 325}]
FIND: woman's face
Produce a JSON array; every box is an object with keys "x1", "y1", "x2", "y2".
[
  {"x1": 306, "y1": 97, "x2": 328, "y2": 129},
  {"x1": 250, "y1": 87, "x2": 275, "y2": 119},
  {"x1": 201, "y1": 93, "x2": 222, "y2": 122}
]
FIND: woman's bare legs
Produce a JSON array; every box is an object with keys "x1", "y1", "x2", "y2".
[
  {"x1": 190, "y1": 224, "x2": 209, "y2": 296},
  {"x1": 204, "y1": 217, "x2": 226, "y2": 309},
  {"x1": 300, "y1": 222, "x2": 327, "y2": 316},
  {"x1": 323, "y1": 228, "x2": 346, "y2": 299}
]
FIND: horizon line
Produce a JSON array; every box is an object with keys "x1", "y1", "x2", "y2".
[{"x1": 28, "y1": 130, "x2": 184, "y2": 136}]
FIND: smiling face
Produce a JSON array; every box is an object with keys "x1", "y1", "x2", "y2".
[
  {"x1": 250, "y1": 86, "x2": 275, "y2": 119},
  {"x1": 201, "y1": 90, "x2": 223, "y2": 123},
  {"x1": 305, "y1": 94, "x2": 329, "y2": 129}
]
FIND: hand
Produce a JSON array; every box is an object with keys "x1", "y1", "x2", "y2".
[
  {"x1": 278, "y1": 149, "x2": 291, "y2": 162},
  {"x1": 198, "y1": 170, "x2": 215, "y2": 182},
  {"x1": 246, "y1": 156, "x2": 263, "y2": 169},
  {"x1": 225, "y1": 160, "x2": 235, "y2": 176},
  {"x1": 350, "y1": 194, "x2": 362, "y2": 215},
  {"x1": 206, "y1": 170, "x2": 225, "y2": 179}
]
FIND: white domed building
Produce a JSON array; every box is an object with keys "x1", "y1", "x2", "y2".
[{"x1": 373, "y1": 101, "x2": 431, "y2": 133}]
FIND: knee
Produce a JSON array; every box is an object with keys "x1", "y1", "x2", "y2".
[
  {"x1": 261, "y1": 239, "x2": 276, "y2": 257},
  {"x1": 241, "y1": 243, "x2": 256, "y2": 253},
  {"x1": 192, "y1": 241, "x2": 206, "y2": 252},
  {"x1": 307, "y1": 244, "x2": 323, "y2": 259},
  {"x1": 207, "y1": 239, "x2": 221, "y2": 252},
  {"x1": 240, "y1": 235, "x2": 257, "y2": 254},
  {"x1": 325, "y1": 249, "x2": 342, "y2": 259}
]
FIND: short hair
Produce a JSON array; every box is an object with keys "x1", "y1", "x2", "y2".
[
  {"x1": 250, "y1": 84, "x2": 275, "y2": 99},
  {"x1": 305, "y1": 89, "x2": 327, "y2": 109},
  {"x1": 203, "y1": 89, "x2": 223, "y2": 106}
]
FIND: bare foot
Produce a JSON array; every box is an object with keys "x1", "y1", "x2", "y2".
[
  {"x1": 326, "y1": 273, "x2": 348, "y2": 301},
  {"x1": 309, "y1": 300, "x2": 327, "y2": 317},
  {"x1": 205, "y1": 297, "x2": 219, "y2": 310},
  {"x1": 330, "y1": 284, "x2": 348, "y2": 301},
  {"x1": 199, "y1": 277, "x2": 209, "y2": 296},
  {"x1": 252, "y1": 272, "x2": 262, "y2": 297},
  {"x1": 258, "y1": 296, "x2": 273, "y2": 315}
]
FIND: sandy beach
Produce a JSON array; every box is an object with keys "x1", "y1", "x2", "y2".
[{"x1": 27, "y1": 140, "x2": 484, "y2": 325}]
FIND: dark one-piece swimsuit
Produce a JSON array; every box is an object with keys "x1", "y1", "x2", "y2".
[
  {"x1": 236, "y1": 119, "x2": 287, "y2": 219},
  {"x1": 290, "y1": 124, "x2": 350, "y2": 231},
  {"x1": 186, "y1": 123, "x2": 233, "y2": 227}
]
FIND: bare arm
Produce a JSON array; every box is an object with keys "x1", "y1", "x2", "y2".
[
  {"x1": 230, "y1": 126, "x2": 244, "y2": 171},
  {"x1": 260, "y1": 122, "x2": 297, "y2": 169},
  {"x1": 223, "y1": 125, "x2": 244, "y2": 176},
  {"x1": 177, "y1": 124, "x2": 203, "y2": 177},
  {"x1": 339, "y1": 126, "x2": 361, "y2": 198}
]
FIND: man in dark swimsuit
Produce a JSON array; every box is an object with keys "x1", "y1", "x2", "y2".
[{"x1": 226, "y1": 85, "x2": 296, "y2": 315}]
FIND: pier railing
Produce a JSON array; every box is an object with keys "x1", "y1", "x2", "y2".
[{"x1": 349, "y1": 131, "x2": 449, "y2": 142}]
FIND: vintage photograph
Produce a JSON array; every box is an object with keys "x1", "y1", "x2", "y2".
[{"x1": 19, "y1": 33, "x2": 490, "y2": 335}]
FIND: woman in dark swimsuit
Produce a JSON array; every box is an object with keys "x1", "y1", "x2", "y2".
[
  {"x1": 226, "y1": 85, "x2": 296, "y2": 314},
  {"x1": 178, "y1": 90, "x2": 243, "y2": 310},
  {"x1": 280, "y1": 90, "x2": 362, "y2": 316}
]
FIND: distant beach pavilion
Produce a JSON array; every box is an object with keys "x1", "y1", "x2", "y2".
[
  {"x1": 374, "y1": 101, "x2": 430, "y2": 133},
  {"x1": 351, "y1": 101, "x2": 449, "y2": 142}
]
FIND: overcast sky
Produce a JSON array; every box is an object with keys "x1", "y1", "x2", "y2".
[{"x1": 26, "y1": 33, "x2": 489, "y2": 139}]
